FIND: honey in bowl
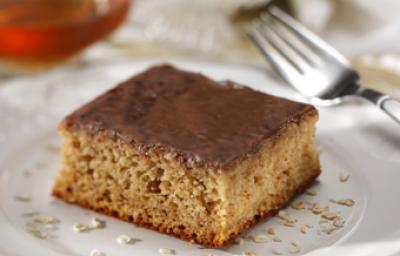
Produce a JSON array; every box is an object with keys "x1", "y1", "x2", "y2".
[{"x1": 0, "y1": 0, "x2": 130, "y2": 69}]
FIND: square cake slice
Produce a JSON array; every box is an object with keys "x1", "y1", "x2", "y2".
[{"x1": 53, "y1": 64, "x2": 320, "y2": 247}]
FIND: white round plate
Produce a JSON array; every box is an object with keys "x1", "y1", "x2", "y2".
[{"x1": 0, "y1": 59, "x2": 399, "y2": 256}]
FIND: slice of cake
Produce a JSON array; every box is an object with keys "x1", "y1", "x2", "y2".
[{"x1": 53, "y1": 64, "x2": 320, "y2": 247}]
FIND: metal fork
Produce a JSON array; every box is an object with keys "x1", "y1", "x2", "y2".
[{"x1": 247, "y1": 6, "x2": 400, "y2": 124}]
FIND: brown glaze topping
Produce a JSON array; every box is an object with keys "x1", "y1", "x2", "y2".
[{"x1": 62, "y1": 64, "x2": 317, "y2": 169}]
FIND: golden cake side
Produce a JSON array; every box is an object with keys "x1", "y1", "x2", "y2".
[
  {"x1": 218, "y1": 112, "x2": 320, "y2": 243},
  {"x1": 53, "y1": 125, "x2": 229, "y2": 246},
  {"x1": 52, "y1": 110, "x2": 319, "y2": 248}
]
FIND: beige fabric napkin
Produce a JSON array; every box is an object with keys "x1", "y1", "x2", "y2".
[{"x1": 291, "y1": 0, "x2": 400, "y2": 56}]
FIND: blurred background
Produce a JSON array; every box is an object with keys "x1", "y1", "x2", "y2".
[{"x1": 0, "y1": 0, "x2": 399, "y2": 98}]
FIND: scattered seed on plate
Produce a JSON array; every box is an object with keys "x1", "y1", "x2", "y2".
[
  {"x1": 208, "y1": 254, "x2": 219, "y2": 256},
  {"x1": 89, "y1": 250, "x2": 106, "y2": 256},
  {"x1": 272, "y1": 236, "x2": 282, "y2": 242},
  {"x1": 278, "y1": 210, "x2": 288, "y2": 219},
  {"x1": 26, "y1": 223, "x2": 47, "y2": 239},
  {"x1": 319, "y1": 219, "x2": 328, "y2": 224},
  {"x1": 73, "y1": 223, "x2": 88, "y2": 233},
  {"x1": 299, "y1": 226, "x2": 307, "y2": 234},
  {"x1": 234, "y1": 237, "x2": 244, "y2": 245},
  {"x1": 288, "y1": 242, "x2": 301, "y2": 254},
  {"x1": 265, "y1": 227, "x2": 276, "y2": 235},
  {"x1": 250, "y1": 234, "x2": 268, "y2": 243},
  {"x1": 339, "y1": 172, "x2": 350, "y2": 183},
  {"x1": 321, "y1": 210, "x2": 338, "y2": 221},
  {"x1": 116, "y1": 234, "x2": 134, "y2": 244},
  {"x1": 159, "y1": 248, "x2": 175, "y2": 255},
  {"x1": 272, "y1": 250, "x2": 282, "y2": 255},
  {"x1": 329, "y1": 199, "x2": 355, "y2": 207},
  {"x1": 304, "y1": 223, "x2": 313, "y2": 228},
  {"x1": 33, "y1": 215, "x2": 57, "y2": 224},
  {"x1": 91, "y1": 217, "x2": 106, "y2": 228},
  {"x1": 280, "y1": 220, "x2": 296, "y2": 227},
  {"x1": 281, "y1": 221, "x2": 295, "y2": 227},
  {"x1": 308, "y1": 203, "x2": 327, "y2": 215},
  {"x1": 241, "y1": 252, "x2": 256, "y2": 256},
  {"x1": 15, "y1": 193, "x2": 31, "y2": 202},
  {"x1": 291, "y1": 201, "x2": 305, "y2": 210},
  {"x1": 320, "y1": 225, "x2": 337, "y2": 235},
  {"x1": 306, "y1": 188, "x2": 317, "y2": 196},
  {"x1": 333, "y1": 217, "x2": 345, "y2": 228},
  {"x1": 278, "y1": 211, "x2": 297, "y2": 226}
]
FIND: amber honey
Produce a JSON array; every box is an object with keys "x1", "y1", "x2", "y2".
[{"x1": 0, "y1": 0, "x2": 130, "y2": 69}]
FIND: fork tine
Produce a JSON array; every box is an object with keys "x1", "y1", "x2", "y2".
[
  {"x1": 258, "y1": 13, "x2": 312, "y2": 74},
  {"x1": 247, "y1": 22, "x2": 301, "y2": 84},
  {"x1": 260, "y1": 13, "x2": 320, "y2": 66},
  {"x1": 268, "y1": 6, "x2": 350, "y2": 66}
]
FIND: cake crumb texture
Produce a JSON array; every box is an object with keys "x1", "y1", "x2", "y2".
[{"x1": 53, "y1": 112, "x2": 320, "y2": 247}]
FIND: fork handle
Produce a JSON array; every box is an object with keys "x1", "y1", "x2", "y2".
[{"x1": 356, "y1": 88, "x2": 400, "y2": 124}]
